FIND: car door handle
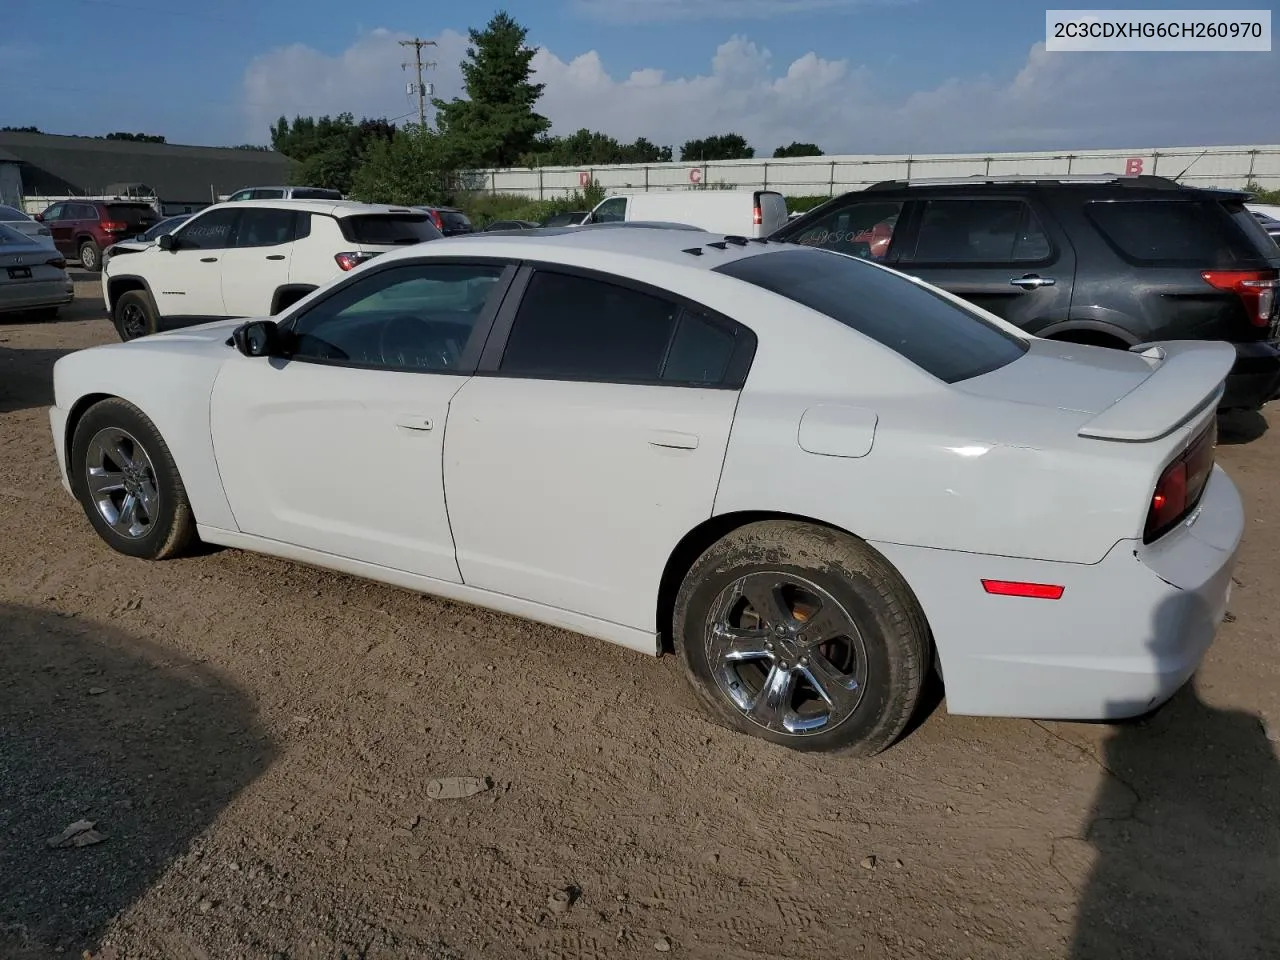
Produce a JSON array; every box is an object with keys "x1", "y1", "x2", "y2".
[
  {"x1": 265, "y1": 254, "x2": 286, "y2": 261},
  {"x1": 648, "y1": 429, "x2": 699, "y2": 450},
  {"x1": 1009, "y1": 275, "x2": 1054, "y2": 289},
  {"x1": 200, "y1": 257, "x2": 218, "y2": 263},
  {"x1": 395, "y1": 416, "x2": 434, "y2": 431}
]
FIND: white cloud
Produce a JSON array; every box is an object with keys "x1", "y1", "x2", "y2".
[
  {"x1": 572, "y1": 0, "x2": 888, "y2": 21},
  {"x1": 242, "y1": 30, "x2": 1280, "y2": 157}
]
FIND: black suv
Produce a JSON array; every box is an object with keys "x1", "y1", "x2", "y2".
[{"x1": 773, "y1": 175, "x2": 1280, "y2": 410}]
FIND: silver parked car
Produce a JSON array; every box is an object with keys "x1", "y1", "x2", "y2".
[
  {"x1": 0, "y1": 204, "x2": 56, "y2": 246},
  {"x1": 0, "y1": 223, "x2": 74, "y2": 319}
]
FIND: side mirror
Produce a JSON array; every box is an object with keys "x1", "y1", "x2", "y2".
[
  {"x1": 157, "y1": 233, "x2": 177, "y2": 251},
  {"x1": 232, "y1": 320, "x2": 283, "y2": 358},
  {"x1": 33, "y1": 213, "x2": 44, "y2": 222}
]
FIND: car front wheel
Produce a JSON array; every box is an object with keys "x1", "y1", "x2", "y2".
[
  {"x1": 114, "y1": 289, "x2": 158, "y2": 341},
  {"x1": 70, "y1": 398, "x2": 197, "y2": 560},
  {"x1": 674, "y1": 520, "x2": 930, "y2": 755}
]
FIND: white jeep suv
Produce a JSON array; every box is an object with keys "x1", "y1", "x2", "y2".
[{"x1": 102, "y1": 199, "x2": 443, "y2": 341}]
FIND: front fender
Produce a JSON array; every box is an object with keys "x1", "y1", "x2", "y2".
[{"x1": 52, "y1": 344, "x2": 238, "y2": 531}]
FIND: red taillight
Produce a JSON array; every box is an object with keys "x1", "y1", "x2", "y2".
[
  {"x1": 334, "y1": 251, "x2": 380, "y2": 271},
  {"x1": 429, "y1": 209, "x2": 444, "y2": 229},
  {"x1": 753, "y1": 205, "x2": 763, "y2": 226},
  {"x1": 99, "y1": 220, "x2": 128, "y2": 233},
  {"x1": 46, "y1": 256, "x2": 66, "y2": 269},
  {"x1": 1145, "y1": 419, "x2": 1216, "y2": 543},
  {"x1": 981, "y1": 580, "x2": 1065, "y2": 600},
  {"x1": 1201, "y1": 269, "x2": 1279, "y2": 328}
]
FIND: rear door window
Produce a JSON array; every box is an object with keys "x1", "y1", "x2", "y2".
[
  {"x1": 715, "y1": 247, "x2": 1027, "y2": 383},
  {"x1": 908, "y1": 198, "x2": 1052, "y2": 263},
  {"x1": 789, "y1": 200, "x2": 903, "y2": 260},
  {"x1": 591, "y1": 198, "x2": 627, "y2": 224},
  {"x1": 339, "y1": 214, "x2": 442, "y2": 245},
  {"x1": 1085, "y1": 200, "x2": 1264, "y2": 266},
  {"x1": 441, "y1": 211, "x2": 472, "y2": 231},
  {"x1": 233, "y1": 208, "x2": 298, "y2": 247}
]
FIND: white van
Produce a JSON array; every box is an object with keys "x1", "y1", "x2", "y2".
[{"x1": 584, "y1": 190, "x2": 789, "y2": 238}]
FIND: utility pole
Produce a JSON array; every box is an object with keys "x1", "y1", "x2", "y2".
[{"x1": 399, "y1": 38, "x2": 438, "y2": 129}]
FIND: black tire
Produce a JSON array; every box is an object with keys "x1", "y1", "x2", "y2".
[
  {"x1": 79, "y1": 241, "x2": 102, "y2": 272},
  {"x1": 114, "y1": 289, "x2": 158, "y2": 341},
  {"x1": 674, "y1": 520, "x2": 929, "y2": 756},
  {"x1": 70, "y1": 398, "x2": 197, "y2": 560}
]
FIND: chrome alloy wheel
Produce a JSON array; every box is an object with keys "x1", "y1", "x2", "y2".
[
  {"x1": 705, "y1": 571, "x2": 868, "y2": 736},
  {"x1": 84, "y1": 427, "x2": 159, "y2": 539}
]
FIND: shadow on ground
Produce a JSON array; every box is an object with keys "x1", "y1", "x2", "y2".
[
  {"x1": 0, "y1": 603, "x2": 274, "y2": 958},
  {"x1": 0, "y1": 345, "x2": 76, "y2": 413},
  {"x1": 1217, "y1": 409, "x2": 1269, "y2": 445},
  {"x1": 1071, "y1": 606, "x2": 1279, "y2": 960}
]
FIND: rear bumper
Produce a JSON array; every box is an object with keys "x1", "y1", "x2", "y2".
[
  {"x1": 0, "y1": 279, "x2": 75, "y2": 314},
  {"x1": 872, "y1": 465, "x2": 1243, "y2": 721},
  {"x1": 1221, "y1": 339, "x2": 1280, "y2": 409}
]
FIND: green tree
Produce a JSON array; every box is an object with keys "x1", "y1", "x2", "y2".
[
  {"x1": 432, "y1": 11, "x2": 550, "y2": 168},
  {"x1": 104, "y1": 132, "x2": 167, "y2": 143},
  {"x1": 270, "y1": 113, "x2": 397, "y2": 193},
  {"x1": 773, "y1": 142, "x2": 823, "y2": 158},
  {"x1": 349, "y1": 127, "x2": 461, "y2": 206},
  {"x1": 680, "y1": 134, "x2": 754, "y2": 162},
  {"x1": 522, "y1": 129, "x2": 673, "y2": 167}
]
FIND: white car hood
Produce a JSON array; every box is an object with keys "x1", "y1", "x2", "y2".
[{"x1": 956, "y1": 338, "x2": 1156, "y2": 415}]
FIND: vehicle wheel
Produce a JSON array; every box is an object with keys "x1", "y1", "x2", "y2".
[
  {"x1": 114, "y1": 289, "x2": 157, "y2": 341},
  {"x1": 70, "y1": 398, "x2": 197, "y2": 560},
  {"x1": 79, "y1": 241, "x2": 102, "y2": 272},
  {"x1": 673, "y1": 520, "x2": 929, "y2": 755}
]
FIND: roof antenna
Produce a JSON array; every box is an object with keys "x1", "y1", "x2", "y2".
[{"x1": 1171, "y1": 149, "x2": 1209, "y2": 184}]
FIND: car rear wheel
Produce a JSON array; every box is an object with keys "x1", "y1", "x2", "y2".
[
  {"x1": 70, "y1": 398, "x2": 197, "y2": 560},
  {"x1": 79, "y1": 241, "x2": 101, "y2": 272},
  {"x1": 114, "y1": 289, "x2": 157, "y2": 341},
  {"x1": 674, "y1": 520, "x2": 929, "y2": 755}
]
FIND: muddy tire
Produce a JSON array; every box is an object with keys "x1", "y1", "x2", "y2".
[{"x1": 674, "y1": 520, "x2": 930, "y2": 756}]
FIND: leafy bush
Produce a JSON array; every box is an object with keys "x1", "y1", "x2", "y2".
[
  {"x1": 1245, "y1": 180, "x2": 1280, "y2": 205},
  {"x1": 456, "y1": 180, "x2": 605, "y2": 227}
]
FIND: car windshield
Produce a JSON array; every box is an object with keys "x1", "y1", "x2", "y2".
[
  {"x1": 715, "y1": 247, "x2": 1028, "y2": 383},
  {"x1": 143, "y1": 215, "x2": 191, "y2": 240},
  {"x1": 0, "y1": 222, "x2": 36, "y2": 245},
  {"x1": 0, "y1": 205, "x2": 31, "y2": 221}
]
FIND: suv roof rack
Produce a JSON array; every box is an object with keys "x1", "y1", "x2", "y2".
[{"x1": 865, "y1": 173, "x2": 1188, "y2": 190}]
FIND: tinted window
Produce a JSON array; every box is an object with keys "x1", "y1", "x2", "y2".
[
  {"x1": 790, "y1": 200, "x2": 902, "y2": 260},
  {"x1": 176, "y1": 209, "x2": 238, "y2": 250},
  {"x1": 1086, "y1": 200, "x2": 1262, "y2": 266},
  {"x1": 234, "y1": 208, "x2": 296, "y2": 247},
  {"x1": 288, "y1": 188, "x2": 340, "y2": 200},
  {"x1": 253, "y1": 189, "x2": 286, "y2": 199},
  {"x1": 339, "y1": 214, "x2": 441, "y2": 245},
  {"x1": 289, "y1": 263, "x2": 504, "y2": 371},
  {"x1": 592, "y1": 198, "x2": 627, "y2": 224},
  {"x1": 103, "y1": 203, "x2": 156, "y2": 226},
  {"x1": 43, "y1": 204, "x2": 65, "y2": 221},
  {"x1": 73, "y1": 204, "x2": 95, "y2": 220},
  {"x1": 440, "y1": 211, "x2": 472, "y2": 230},
  {"x1": 501, "y1": 272, "x2": 679, "y2": 381},
  {"x1": 662, "y1": 310, "x2": 737, "y2": 384},
  {"x1": 228, "y1": 191, "x2": 253, "y2": 202},
  {"x1": 910, "y1": 198, "x2": 1051, "y2": 263},
  {"x1": 142, "y1": 214, "x2": 191, "y2": 241},
  {"x1": 715, "y1": 248, "x2": 1027, "y2": 383},
  {"x1": 0, "y1": 205, "x2": 29, "y2": 221},
  {"x1": 0, "y1": 223, "x2": 33, "y2": 245},
  {"x1": 1228, "y1": 202, "x2": 1280, "y2": 256}
]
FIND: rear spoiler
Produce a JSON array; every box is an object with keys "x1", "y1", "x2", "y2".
[{"x1": 1077, "y1": 341, "x2": 1235, "y2": 442}]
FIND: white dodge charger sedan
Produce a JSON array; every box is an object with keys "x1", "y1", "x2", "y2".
[{"x1": 48, "y1": 227, "x2": 1244, "y2": 755}]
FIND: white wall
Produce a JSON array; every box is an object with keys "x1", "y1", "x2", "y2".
[{"x1": 475, "y1": 143, "x2": 1280, "y2": 199}]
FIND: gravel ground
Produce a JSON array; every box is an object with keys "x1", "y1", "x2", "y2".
[{"x1": 1, "y1": 274, "x2": 1277, "y2": 960}]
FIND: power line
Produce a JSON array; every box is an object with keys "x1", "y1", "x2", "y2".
[{"x1": 398, "y1": 38, "x2": 438, "y2": 129}]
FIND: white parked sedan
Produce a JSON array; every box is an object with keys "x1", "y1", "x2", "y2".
[{"x1": 48, "y1": 228, "x2": 1244, "y2": 754}]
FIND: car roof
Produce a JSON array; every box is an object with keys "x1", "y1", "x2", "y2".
[
  {"x1": 860, "y1": 173, "x2": 1249, "y2": 201},
  {"x1": 379, "y1": 224, "x2": 783, "y2": 272},
  {"x1": 202, "y1": 198, "x2": 427, "y2": 219}
]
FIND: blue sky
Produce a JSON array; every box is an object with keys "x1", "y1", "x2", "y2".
[{"x1": 3, "y1": 0, "x2": 1277, "y2": 155}]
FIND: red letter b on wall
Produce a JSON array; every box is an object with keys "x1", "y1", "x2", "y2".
[{"x1": 1124, "y1": 157, "x2": 1144, "y2": 176}]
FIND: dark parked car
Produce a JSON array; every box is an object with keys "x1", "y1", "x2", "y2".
[
  {"x1": 415, "y1": 206, "x2": 474, "y2": 236},
  {"x1": 773, "y1": 174, "x2": 1280, "y2": 411},
  {"x1": 35, "y1": 200, "x2": 160, "y2": 272},
  {"x1": 484, "y1": 219, "x2": 540, "y2": 231},
  {"x1": 541, "y1": 210, "x2": 590, "y2": 227}
]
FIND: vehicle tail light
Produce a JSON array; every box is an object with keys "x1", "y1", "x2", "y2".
[
  {"x1": 753, "y1": 204, "x2": 763, "y2": 226},
  {"x1": 46, "y1": 256, "x2": 66, "y2": 269},
  {"x1": 428, "y1": 209, "x2": 444, "y2": 230},
  {"x1": 100, "y1": 220, "x2": 129, "y2": 233},
  {"x1": 1201, "y1": 269, "x2": 1279, "y2": 328},
  {"x1": 981, "y1": 580, "x2": 1065, "y2": 600},
  {"x1": 1144, "y1": 418, "x2": 1216, "y2": 543},
  {"x1": 334, "y1": 251, "x2": 380, "y2": 271}
]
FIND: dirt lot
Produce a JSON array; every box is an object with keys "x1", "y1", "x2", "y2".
[{"x1": 2, "y1": 274, "x2": 1278, "y2": 960}]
